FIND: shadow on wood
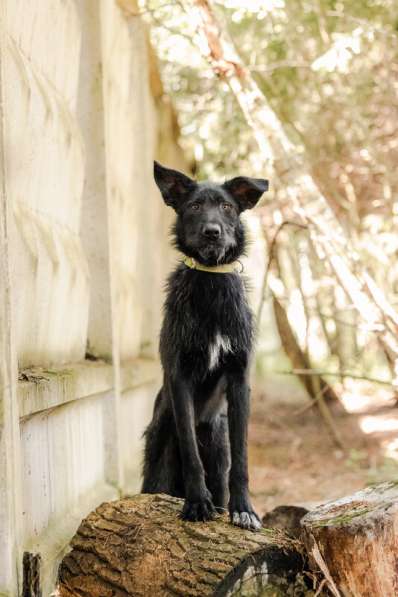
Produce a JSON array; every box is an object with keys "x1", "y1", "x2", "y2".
[{"x1": 56, "y1": 493, "x2": 308, "y2": 597}]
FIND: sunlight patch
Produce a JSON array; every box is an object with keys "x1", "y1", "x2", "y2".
[{"x1": 359, "y1": 415, "x2": 398, "y2": 435}]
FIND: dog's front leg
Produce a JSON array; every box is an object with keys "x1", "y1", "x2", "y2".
[
  {"x1": 166, "y1": 375, "x2": 216, "y2": 521},
  {"x1": 226, "y1": 369, "x2": 261, "y2": 530}
]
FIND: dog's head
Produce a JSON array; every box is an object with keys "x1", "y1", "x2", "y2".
[{"x1": 154, "y1": 161, "x2": 269, "y2": 266}]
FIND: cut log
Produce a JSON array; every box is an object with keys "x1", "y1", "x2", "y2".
[
  {"x1": 301, "y1": 481, "x2": 398, "y2": 597},
  {"x1": 57, "y1": 493, "x2": 308, "y2": 597}
]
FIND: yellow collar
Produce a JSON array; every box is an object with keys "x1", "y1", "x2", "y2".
[{"x1": 182, "y1": 255, "x2": 243, "y2": 274}]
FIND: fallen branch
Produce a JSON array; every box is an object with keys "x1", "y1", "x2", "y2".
[{"x1": 292, "y1": 384, "x2": 330, "y2": 416}]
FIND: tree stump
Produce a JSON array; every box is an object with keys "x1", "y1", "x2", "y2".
[
  {"x1": 57, "y1": 493, "x2": 307, "y2": 597},
  {"x1": 301, "y1": 481, "x2": 398, "y2": 597}
]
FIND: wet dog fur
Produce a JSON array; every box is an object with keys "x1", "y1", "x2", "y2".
[{"x1": 141, "y1": 161, "x2": 269, "y2": 530}]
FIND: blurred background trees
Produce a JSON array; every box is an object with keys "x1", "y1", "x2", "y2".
[{"x1": 140, "y1": 0, "x2": 398, "y2": 402}]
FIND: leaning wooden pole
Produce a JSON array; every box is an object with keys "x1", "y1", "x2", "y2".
[
  {"x1": 189, "y1": 0, "x2": 398, "y2": 379},
  {"x1": 57, "y1": 494, "x2": 306, "y2": 597}
]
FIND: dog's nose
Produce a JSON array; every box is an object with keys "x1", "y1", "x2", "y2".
[{"x1": 203, "y1": 224, "x2": 221, "y2": 239}]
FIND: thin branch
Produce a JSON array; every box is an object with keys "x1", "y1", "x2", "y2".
[
  {"x1": 316, "y1": 310, "x2": 384, "y2": 333},
  {"x1": 249, "y1": 61, "x2": 312, "y2": 73},
  {"x1": 326, "y1": 10, "x2": 398, "y2": 40},
  {"x1": 278, "y1": 369, "x2": 393, "y2": 388},
  {"x1": 292, "y1": 383, "x2": 330, "y2": 416},
  {"x1": 314, "y1": 578, "x2": 328, "y2": 597}
]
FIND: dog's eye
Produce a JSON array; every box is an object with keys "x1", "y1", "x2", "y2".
[
  {"x1": 221, "y1": 203, "x2": 232, "y2": 211},
  {"x1": 191, "y1": 203, "x2": 201, "y2": 211}
]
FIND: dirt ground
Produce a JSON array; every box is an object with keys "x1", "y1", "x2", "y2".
[{"x1": 248, "y1": 374, "x2": 398, "y2": 518}]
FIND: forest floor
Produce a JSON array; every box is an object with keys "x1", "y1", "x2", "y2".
[{"x1": 249, "y1": 374, "x2": 398, "y2": 517}]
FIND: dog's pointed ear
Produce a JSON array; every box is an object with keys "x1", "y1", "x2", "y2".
[
  {"x1": 222, "y1": 176, "x2": 269, "y2": 211},
  {"x1": 154, "y1": 161, "x2": 196, "y2": 209}
]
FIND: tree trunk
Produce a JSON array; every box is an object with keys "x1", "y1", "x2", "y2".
[
  {"x1": 56, "y1": 493, "x2": 307, "y2": 597},
  {"x1": 301, "y1": 481, "x2": 398, "y2": 597}
]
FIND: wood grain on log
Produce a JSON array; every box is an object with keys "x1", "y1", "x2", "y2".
[
  {"x1": 57, "y1": 493, "x2": 307, "y2": 597},
  {"x1": 301, "y1": 481, "x2": 398, "y2": 597}
]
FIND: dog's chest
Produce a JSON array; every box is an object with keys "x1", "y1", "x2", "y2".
[
  {"x1": 208, "y1": 332, "x2": 233, "y2": 370},
  {"x1": 163, "y1": 268, "x2": 253, "y2": 370}
]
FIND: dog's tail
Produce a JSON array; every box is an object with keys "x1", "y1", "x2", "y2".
[{"x1": 141, "y1": 389, "x2": 184, "y2": 497}]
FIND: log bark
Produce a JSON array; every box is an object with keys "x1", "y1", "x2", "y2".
[
  {"x1": 301, "y1": 481, "x2": 398, "y2": 597},
  {"x1": 57, "y1": 493, "x2": 308, "y2": 597}
]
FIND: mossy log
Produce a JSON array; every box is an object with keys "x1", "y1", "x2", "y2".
[
  {"x1": 57, "y1": 493, "x2": 308, "y2": 597},
  {"x1": 301, "y1": 481, "x2": 398, "y2": 597}
]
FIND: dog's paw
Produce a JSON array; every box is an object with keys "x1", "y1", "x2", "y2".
[
  {"x1": 231, "y1": 510, "x2": 262, "y2": 530},
  {"x1": 229, "y1": 495, "x2": 262, "y2": 530},
  {"x1": 181, "y1": 495, "x2": 216, "y2": 522}
]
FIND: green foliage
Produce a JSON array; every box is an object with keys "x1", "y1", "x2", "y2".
[{"x1": 143, "y1": 0, "x2": 398, "y2": 197}]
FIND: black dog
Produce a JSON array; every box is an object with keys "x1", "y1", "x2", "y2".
[{"x1": 141, "y1": 161, "x2": 269, "y2": 530}]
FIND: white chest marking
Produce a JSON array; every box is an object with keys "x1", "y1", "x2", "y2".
[{"x1": 208, "y1": 333, "x2": 233, "y2": 371}]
